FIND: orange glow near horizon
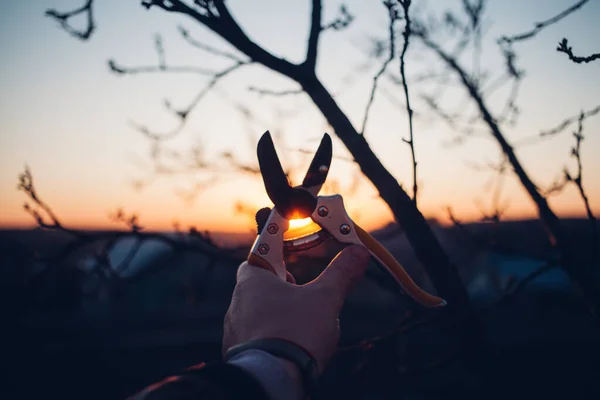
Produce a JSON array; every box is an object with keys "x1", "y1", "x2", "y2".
[
  {"x1": 284, "y1": 217, "x2": 322, "y2": 240},
  {"x1": 288, "y1": 217, "x2": 313, "y2": 230},
  {"x1": 1, "y1": 0, "x2": 600, "y2": 239}
]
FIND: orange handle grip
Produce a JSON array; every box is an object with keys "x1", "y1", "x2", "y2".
[{"x1": 354, "y1": 223, "x2": 446, "y2": 308}]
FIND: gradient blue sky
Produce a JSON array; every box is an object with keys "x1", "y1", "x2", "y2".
[{"x1": 1, "y1": 0, "x2": 599, "y2": 232}]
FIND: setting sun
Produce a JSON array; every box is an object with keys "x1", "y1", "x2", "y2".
[
  {"x1": 284, "y1": 217, "x2": 322, "y2": 240},
  {"x1": 288, "y1": 217, "x2": 313, "y2": 230}
]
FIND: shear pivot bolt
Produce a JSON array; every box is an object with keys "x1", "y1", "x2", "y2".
[
  {"x1": 258, "y1": 244, "x2": 270, "y2": 255},
  {"x1": 267, "y1": 223, "x2": 278, "y2": 234},
  {"x1": 318, "y1": 206, "x2": 329, "y2": 217},
  {"x1": 339, "y1": 224, "x2": 351, "y2": 235}
]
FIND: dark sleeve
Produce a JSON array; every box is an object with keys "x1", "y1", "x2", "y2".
[{"x1": 128, "y1": 362, "x2": 270, "y2": 400}]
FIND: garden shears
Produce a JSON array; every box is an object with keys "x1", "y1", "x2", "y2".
[{"x1": 248, "y1": 131, "x2": 446, "y2": 308}]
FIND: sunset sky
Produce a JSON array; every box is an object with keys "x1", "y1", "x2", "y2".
[{"x1": 1, "y1": 0, "x2": 599, "y2": 234}]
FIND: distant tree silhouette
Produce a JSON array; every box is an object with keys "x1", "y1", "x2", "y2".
[{"x1": 406, "y1": 0, "x2": 600, "y2": 312}]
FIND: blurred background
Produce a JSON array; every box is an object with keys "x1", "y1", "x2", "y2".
[{"x1": 1, "y1": 0, "x2": 599, "y2": 399}]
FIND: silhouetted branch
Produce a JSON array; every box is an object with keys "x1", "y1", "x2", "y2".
[
  {"x1": 542, "y1": 170, "x2": 570, "y2": 197},
  {"x1": 287, "y1": 148, "x2": 354, "y2": 163},
  {"x1": 496, "y1": 263, "x2": 559, "y2": 305},
  {"x1": 446, "y1": 206, "x2": 490, "y2": 250},
  {"x1": 567, "y1": 114, "x2": 597, "y2": 267},
  {"x1": 305, "y1": 2, "x2": 353, "y2": 71},
  {"x1": 497, "y1": 0, "x2": 589, "y2": 44},
  {"x1": 110, "y1": 208, "x2": 143, "y2": 232},
  {"x1": 18, "y1": 165, "x2": 69, "y2": 232},
  {"x1": 322, "y1": 4, "x2": 354, "y2": 31},
  {"x1": 247, "y1": 86, "x2": 304, "y2": 97},
  {"x1": 130, "y1": 60, "x2": 249, "y2": 141},
  {"x1": 397, "y1": 0, "x2": 418, "y2": 205},
  {"x1": 45, "y1": 0, "x2": 95, "y2": 40},
  {"x1": 514, "y1": 104, "x2": 600, "y2": 147},
  {"x1": 541, "y1": 105, "x2": 600, "y2": 137},
  {"x1": 360, "y1": 0, "x2": 399, "y2": 135},
  {"x1": 175, "y1": 178, "x2": 219, "y2": 205},
  {"x1": 178, "y1": 25, "x2": 246, "y2": 62},
  {"x1": 467, "y1": 156, "x2": 510, "y2": 224},
  {"x1": 108, "y1": 34, "x2": 216, "y2": 76},
  {"x1": 415, "y1": 24, "x2": 600, "y2": 313},
  {"x1": 557, "y1": 38, "x2": 600, "y2": 64},
  {"x1": 305, "y1": 0, "x2": 323, "y2": 70},
  {"x1": 17, "y1": 167, "x2": 244, "y2": 286}
]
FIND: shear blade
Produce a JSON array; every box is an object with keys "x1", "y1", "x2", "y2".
[
  {"x1": 257, "y1": 131, "x2": 293, "y2": 210},
  {"x1": 257, "y1": 131, "x2": 317, "y2": 219},
  {"x1": 301, "y1": 133, "x2": 332, "y2": 195}
]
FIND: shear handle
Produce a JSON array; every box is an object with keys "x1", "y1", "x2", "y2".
[
  {"x1": 247, "y1": 208, "x2": 289, "y2": 280},
  {"x1": 311, "y1": 195, "x2": 446, "y2": 309}
]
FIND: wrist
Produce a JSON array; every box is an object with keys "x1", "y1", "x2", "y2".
[
  {"x1": 227, "y1": 349, "x2": 304, "y2": 400},
  {"x1": 224, "y1": 339, "x2": 319, "y2": 399},
  {"x1": 276, "y1": 357, "x2": 305, "y2": 397}
]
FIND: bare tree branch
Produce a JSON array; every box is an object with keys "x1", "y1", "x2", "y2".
[
  {"x1": 360, "y1": 1, "x2": 399, "y2": 135},
  {"x1": 514, "y1": 104, "x2": 600, "y2": 147},
  {"x1": 45, "y1": 0, "x2": 95, "y2": 40},
  {"x1": 17, "y1": 166, "x2": 243, "y2": 287},
  {"x1": 130, "y1": 60, "x2": 249, "y2": 141},
  {"x1": 397, "y1": 0, "x2": 418, "y2": 204},
  {"x1": 305, "y1": 2, "x2": 354, "y2": 71},
  {"x1": 18, "y1": 165, "x2": 68, "y2": 232},
  {"x1": 247, "y1": 86, "x2": 304, "y2": 97},
  {"x1": 108, "y1": 34, "x2": 217, "y2": 76},
  {"x1": 178, "y1": 25, "x2": 246, "y2": 62},
  {"x1": 497, "y1": 263, "x2": 559, "y2": 304},
  {"x1": 497, "y1": 0, "x2": 589, "y2": 44},
  {"x1": 322, "y1": 4, "x2": 354, "y2": 31},
  {"x1": 415, "y1": 25, "x2": 600, "y2": 312},
  {"x1": 567, "y1": 113, "x2": 597, "y2": 267},
  {"x1": 305, "y1": 0, "x2": 323, "y2": 70},
  {"x1": 557, "y1": 38, "x2": 600, "y2": 64}
]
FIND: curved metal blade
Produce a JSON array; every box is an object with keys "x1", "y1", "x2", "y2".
[
  {"x1": 257, "y1": 131, "x2": 293, "y2": 210},
  {"x1": 257, "y1": 131, "x2": 318, "y2": 219},
  {"x1": 301, "y1": 133, "x2": 332, "y2": 196}
]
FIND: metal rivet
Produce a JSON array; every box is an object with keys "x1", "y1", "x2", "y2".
[
  {"x1": 318, "y1": 206, "x2": 329, "y2": 217},
  {"x1": 339, "y1": 224, "x2": 351, "y2": 235},
  {"x1": 319, "y1": 165, "x2": 329, "y2": 174},
  {"x1": 267, "y1": 223, "x2": 278, "y2": 234},
  {"x1": 258, "y1": 244, "x2": 270, "y2": 255}
]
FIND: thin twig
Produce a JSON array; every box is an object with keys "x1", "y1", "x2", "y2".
[
  {"x1": 397, "y1": 0, "x2": 417, "y2": 204},
  {"x1": 498, "y1": 0, "x2": 589, "y2": 44},
  {"x1": 557, "y1": 38, "x2": 600, "y2": 64},
  {"x1": 514, "y1": 104, "x2": 600, "y2": 147},
  {"x1": 497, "y1": 263, "x2": 559, "y2": 304},
  {"x1": 247, "y1": 86, "x2": 304, "y2": 97},
  {"x1": 360, "y1": 1, "x2": 399, "y2": 136},
  {"x1": 129, "y1": 60, "x2": 250, "y2": 141},
  {"x1": 108, "y1": 34, "x2": 216, "y2": 76},
  {"x1": 17, "y1": 167, "x2": 244, "y2": 283},
  {"x1": 178, "y1": 26, "x2": 245, "y2": 62},
  {"x1": 322, "y1": 4, "x2": 354, "y2": 31},
  {"x1": 18, "y1": 166, "x2": 66, "y2": 231},
  {"x1": 45, "y1": 0, "x2": 95, "y2": 40},
  {"x1": 568, "y1": 113, "x2": 597, "y2": 268}
]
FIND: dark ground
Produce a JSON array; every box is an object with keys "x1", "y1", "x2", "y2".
[{"x1": 2, "y1": 219, "x2": 599, "y2": 399}]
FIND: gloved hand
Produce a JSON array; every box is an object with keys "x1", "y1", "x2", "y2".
[{"x1": 223, "y1": 245, "x2": 371, "y2": 373}]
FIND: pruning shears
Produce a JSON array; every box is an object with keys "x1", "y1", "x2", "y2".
[{"x1": 248, "y1": 131, "x2": 446, "y2": 308}]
